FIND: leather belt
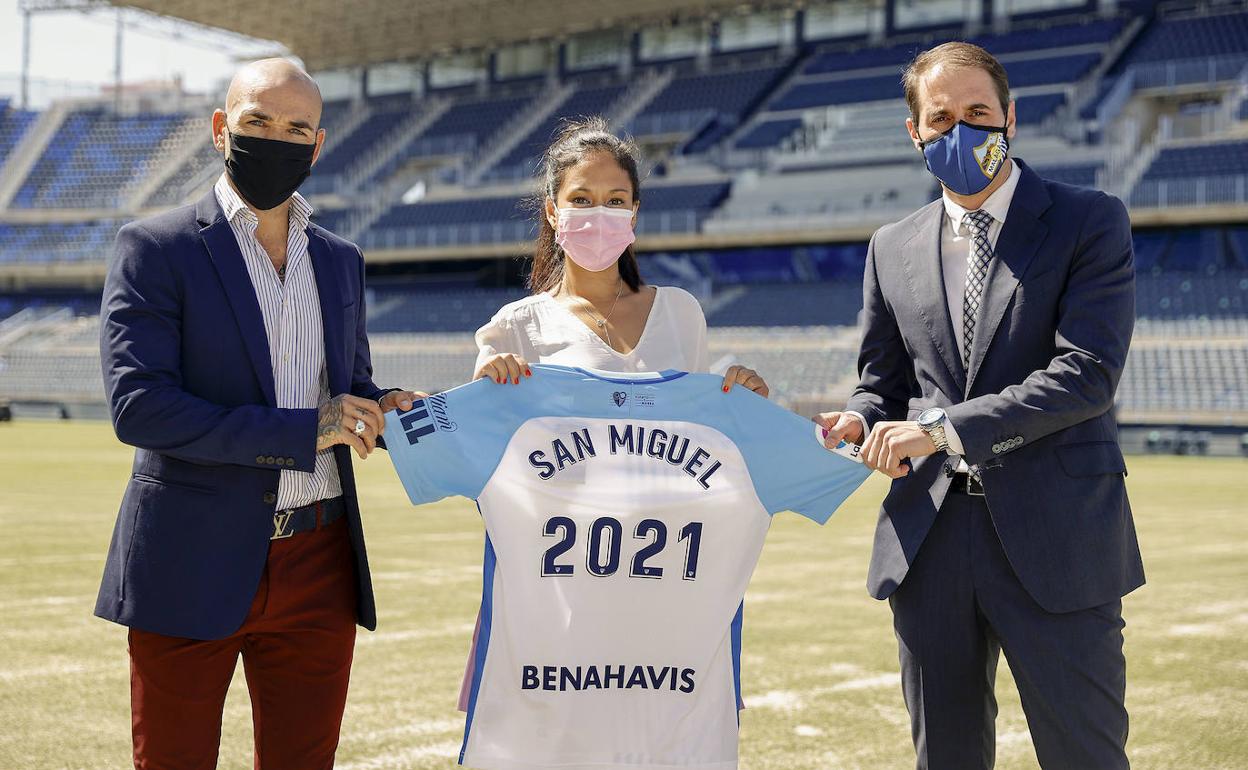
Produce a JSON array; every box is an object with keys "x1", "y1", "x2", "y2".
[
  {"x1": 948, "y1": 472, "x2": 986, "y2": 496},
  {"x1": 271, "y1": 497, "x2": 346, "y2": 540}
]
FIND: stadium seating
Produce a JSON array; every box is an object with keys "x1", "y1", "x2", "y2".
[
  {"x1": 1118, "y1": 343, "x2": 1247, "y2": 414},
  {"x1": 1034, "y1": 162, "x2": 1100, "y2": 188},
  {"x1": 483, "y1": 84, "x2": 627, "y2": 182},
  {"x1": 802, "y1": 17, "x2": 1124, "y2": 75},
  {"x1": 146, "y1": 142, "x2": 221, "y2": 207},
  {"x1": 0, "y1": 220, "x2": 122, "y2": 263},
  {"x1": 706, "y1": 282, "x2": 862, "y2": 327},
  {"x1": 1130, "y1": 140, "x2": 1248, "y2": 207},
  {"x1": 773, "y1": 52, "x2": 1100, "y2": 110},
  {"x1": 1014, "y1": 92, "x2": 1067, "y2": 124},
  {"x1": 300, "y1": 96, "x2": 419, "y2": 193},
  {"x1": 368, "y1": 286, "x2": 528, "y2": 333},
  {"x1": 1114, "y1": 8, "x2": 1248, "y2": 67},
  {"x1": 0, "y1": 100, "x2": 38, "y2": 172},
  {"x1": 630, "y1": 64, "x2": 788, "y2": 139},
  {"x1": 1140, "y1": 140, "x2": 1248, "y2": 180},
  {"x1": 732, "y1": 118, "x2": 804, "y2": 150},
  {"x1": 1, "y1": 2, "x2": 1246, "y2": 436},
  {"x1": 13, "y1": 109, "x2": 186, "y2": 209}
]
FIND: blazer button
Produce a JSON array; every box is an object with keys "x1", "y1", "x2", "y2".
[
  {"x1": 286, "y1": 457, "x2": 296, "y2": 467},
  {"x1": 265, "y1": 455, "x2": 276, "y2": 464},
  {"x1": 992, "y1": 443, "x2": 1002, "y2": 454},
  {"x1": 256, "y1": 455, "x2": 265, "y2": 464},
  {"x1": 262, "y1": 491, "x2": 277, "y2": 505}
]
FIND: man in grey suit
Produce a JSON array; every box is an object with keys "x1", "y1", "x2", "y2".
[{"x1": 818, "y1": 42, "x2": 1143, "y2": 769}]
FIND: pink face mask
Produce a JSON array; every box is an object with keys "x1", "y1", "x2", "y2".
[{"x1": 554, "y1": 206, "x2": 637, "y2": 272}]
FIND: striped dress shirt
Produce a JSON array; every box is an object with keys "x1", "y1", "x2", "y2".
[{"x1": 214, "y1": 173, "x2": 342, "y2": 509}]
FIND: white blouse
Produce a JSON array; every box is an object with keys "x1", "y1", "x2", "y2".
[{"x1": 473, "y1": 286, "x2": 710, "y2": 375}]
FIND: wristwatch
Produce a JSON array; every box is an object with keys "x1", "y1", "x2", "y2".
[{"x1": 917, "y1": 407, "x2": 951, "y2": 453}]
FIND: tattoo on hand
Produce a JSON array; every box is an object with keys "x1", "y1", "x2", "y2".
[{"x1": 316, "y1": 396, "x2": 345, "y2": 450}]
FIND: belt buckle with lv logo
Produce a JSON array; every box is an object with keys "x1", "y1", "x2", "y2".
[{"x1": 271, "y1": 510, "x2": 296, "y2": 540}]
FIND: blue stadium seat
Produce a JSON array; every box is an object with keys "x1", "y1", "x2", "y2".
[
  {"x1": 733, "y1": 118, "x2": 804, "y2": 150},
  {"x1": 1035, "y1": 163, "x2": 1100, "y2": 188},
  {"x1": 367, "y1": 286, "x2": 528, "y2": 333},
  {"x1": 1130, "y1": 140, "x2": 1248, "y2": 207},
  {"x1": 632, "y1": 65, "x2": 787, "y2": 136},
  {"x1": 12, "y1": 109, "x2": 185, "y2": 209},
  {"x1": 1117, "y1": 9, "x2": 1248, "y2": 66},
  {"x1": 774, "y1": 53, "x2": 1098, "y2": 110},
  {"x1": 482, "y1": 84, "x2": 627, "y2": 182},
  {"x1": 706, "y1": 282, "x2": 863, "y2": 326},
  {"x1": 803, "y1": 18, "x2": 1123, "y2": 75},
  {"x1": 1141, "y1": 141, "x2": 1248, "y2": 180},
  {"x1": 1014, "y1": 92, "x2": 1066, "y2": 124},
  {"x1": 0, "y1": 100, "x2": 38, "y2": 172},
  {"x1": 0, "y1": 220, "x2": 122, "y2": 263}
]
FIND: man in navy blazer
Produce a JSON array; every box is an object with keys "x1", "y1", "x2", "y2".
[
  {"x1": 96, "y1": 59, "x2": 418, "y2": 769},
  {"x1": 819, "y1": 44, "x2": 1143, "y2": 768}
]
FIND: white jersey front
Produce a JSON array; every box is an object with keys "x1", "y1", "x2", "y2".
[{"x1": 385, "y1": 365, "x2": 869, "y2": 770}]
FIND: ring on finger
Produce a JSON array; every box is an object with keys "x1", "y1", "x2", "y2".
[{"x1": 353, "y1": 418, "x2": 366, "y2": 436}]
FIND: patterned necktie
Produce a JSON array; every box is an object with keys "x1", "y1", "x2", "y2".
[{"x1": 961, "y1": 209, "x2": 995, "y2": 370}]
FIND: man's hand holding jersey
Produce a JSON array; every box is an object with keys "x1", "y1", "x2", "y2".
[
  {"x1": 316, "y1": 389, "x2": 428, "y2": 459},
  {"x1": 814, "y1": 411, "x2": 937, "y2": 479}
]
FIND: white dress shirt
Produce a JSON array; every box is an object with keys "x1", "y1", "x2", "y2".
[
  {"x1": 851, "y1": 161, "x2": 1021, "y2": 467},
  {"x1": 474, "y1": 286, "x2": 711, "y2": 375},
  {"x1": 214, "y1": 174, "x2": 342, "y2": 509}
]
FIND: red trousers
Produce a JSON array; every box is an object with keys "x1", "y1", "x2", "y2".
[{"x1": 129, "y1": 513, "x2": 358, "y2": 770}]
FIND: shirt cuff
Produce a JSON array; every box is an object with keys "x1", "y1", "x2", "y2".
[
  {"x1": 943, "y1": 416, "x2": 966, "y2": 455},
  {"x1": 845, "y1": 411, "x2": 870, "y2": 443}
]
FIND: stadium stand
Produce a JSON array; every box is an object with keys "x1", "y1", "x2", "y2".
[
  {"x1": 0, "y1": 1, "x2": 1245, "y2": 442},
  {"x1": 1130, "y1": 139, "x2": 1248, "y2": 207},
  {"x1": 13, "y1": 109, "x2": 189, "y2": 209},
  {"x1": 482, "y1": 84, "x2": 627, "y2": 182},
  {"x1": 0, "y1": 99, "x2": 38, "y2": 172}
]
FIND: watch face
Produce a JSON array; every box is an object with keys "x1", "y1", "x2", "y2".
[{"x1": 918, "y1": 408, "x2": 945, "y2": 428}]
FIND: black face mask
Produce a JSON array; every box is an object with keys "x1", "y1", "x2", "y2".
[{"x1": 224, "y1": 131, "x2": 315, "y2": 211}]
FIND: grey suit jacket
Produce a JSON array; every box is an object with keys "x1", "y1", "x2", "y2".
[{"x1": 846, "y1": 158, "x2": 1144, "y2": 614}]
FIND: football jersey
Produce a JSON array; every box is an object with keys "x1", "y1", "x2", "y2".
[{"x1": 384, "y1": 365, "x2": 870, "y2": 770}]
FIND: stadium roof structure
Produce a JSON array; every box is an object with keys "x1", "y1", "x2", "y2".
[{"x1": 105, "y1": 0, "x2": 798, "y2": 71}]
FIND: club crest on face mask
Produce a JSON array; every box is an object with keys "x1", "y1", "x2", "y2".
[
  {"x1": 554, "y1": 206, "x2": 637, "y2": 272},
  {"x1": 224, "y1": 130, "x2": 316, "y2": 211},
  {"x1": 919, "y1": 121, "x2": 1010, "y2": 197}
]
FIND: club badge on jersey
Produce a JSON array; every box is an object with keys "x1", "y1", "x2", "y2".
[{"x1": 920, "y1": 121, "x2": 1010, "y2": 196}]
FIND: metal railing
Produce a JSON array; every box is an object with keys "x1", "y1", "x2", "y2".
[
  {"x1": 360, "y1": 210, "x2": 702, "y2": 251},
  {"x1": 1130, "y1": 54, "x2": 1248, "y2": 91},
  {"x1": 1130, "y1": 175, "x2": 1248, "y2": 208}
]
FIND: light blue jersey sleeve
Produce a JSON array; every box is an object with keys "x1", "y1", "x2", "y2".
[
  {"x1": 383, "y1": 379, "x2": 534, "y2": 505},
  {"x1": 719, "y1": 387, "x2": 871, "y2": 524}
]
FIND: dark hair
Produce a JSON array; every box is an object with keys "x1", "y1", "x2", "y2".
[
  {"x1": 902, "y1": 42, "x2": 1011, "y2": 126},
  {"x1": 527, "y1": 116, "x2": 644, "y2": 294}
]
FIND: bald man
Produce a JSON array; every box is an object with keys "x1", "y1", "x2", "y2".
[{"x1": 96, "y1": 59, "x2": 419, "y2": 769}]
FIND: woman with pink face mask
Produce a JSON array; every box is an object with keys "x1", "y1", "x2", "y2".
[{"x1": 472, "y1": 116, "x2": 769, "y2": 397}]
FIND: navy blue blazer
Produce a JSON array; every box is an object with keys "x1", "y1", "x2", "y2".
[
  {"x1": 96, "y1": 190, "x2": 387, "y2": 640},
  {"x1": 846, "y1": 159, "x2": 1145, "y2": 614}
]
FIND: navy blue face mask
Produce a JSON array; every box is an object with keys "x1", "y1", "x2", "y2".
[{"x1": 919, "y1": 121, "x2": 1010, "y2": 196}]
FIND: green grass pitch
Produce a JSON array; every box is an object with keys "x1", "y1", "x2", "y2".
[{"x1": 0, "y1": 420, "x2": 1245, "y2": 769}]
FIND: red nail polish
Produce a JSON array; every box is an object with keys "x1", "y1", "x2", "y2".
[
  {"x1": 513, "y1": 377, "x2": 519, "y2": 385},
  {"x1": 723, "y1": 385, "x2": 730, "y2": 392},
  {"x1": 525, "y1": 369, "x2": 532, "y2": 377}
]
